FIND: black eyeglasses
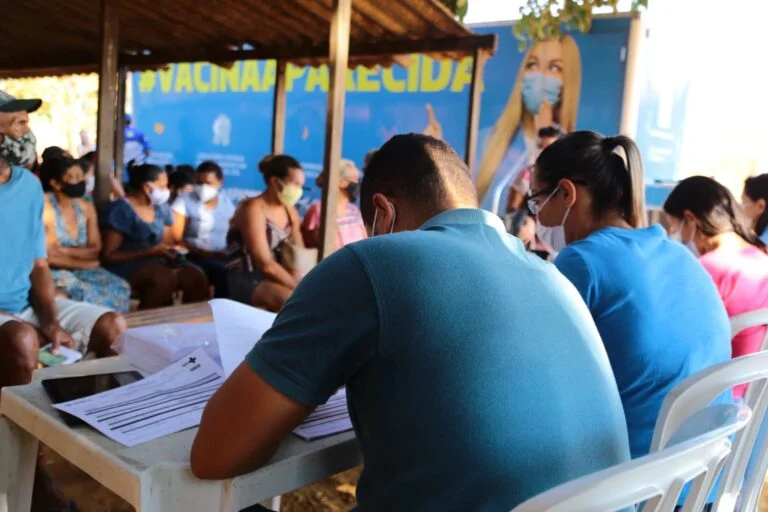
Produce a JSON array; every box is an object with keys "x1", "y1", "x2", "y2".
[{"x1": 526, "y1": 179, "x2": 588, "y2": 215}]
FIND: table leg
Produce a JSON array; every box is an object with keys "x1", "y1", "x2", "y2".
[
  {"x1": 138, "y1": 467, "x2": 233, "y2": 512},
  {"x1": 0, "y1": 415, "x2": 38, "y2": 512}
]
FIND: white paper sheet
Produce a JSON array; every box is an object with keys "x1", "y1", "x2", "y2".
[
  {"x1": 53, "y1": 348, "x2": 223, "y2": 447},
  {"x1": 209, "y1": 299, "x2": 277, "y2": 377},
  {"x1": 293, "y1": 389, "x2": 353, "y2": 441}
]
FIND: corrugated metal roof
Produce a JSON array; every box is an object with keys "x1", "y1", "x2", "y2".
[{"x1": 0, "y1": 0, "x2": 495, "y2": 78}]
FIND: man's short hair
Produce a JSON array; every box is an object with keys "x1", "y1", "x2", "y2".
[
  {"x1": 538, "y1": 126, "x2": 564, "y2": 139},
  {"x1": 360, "y1": 134, "x2": 477, "y2": 223}
]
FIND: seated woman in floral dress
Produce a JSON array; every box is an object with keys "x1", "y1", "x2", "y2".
[{"x1": 39, "y1": 157, "x2": 132, "y2": 312}]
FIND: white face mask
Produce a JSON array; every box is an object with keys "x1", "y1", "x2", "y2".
[
  {"x1": 85, "y1": 174, "x2": 95, "y2": 194},
  {"x1": 676, "y1": 219, "x2": 700, "y2": 257},
  {"x1": 534, "y1": 186, "x2": 571, "y2": 253},
  {"x1": 371, "y1": 204, "x2": 396, "y2": 236},
  {"x1": 149, "y1": 185, "x2": 171, "y2": 205},
  {"x1": 195, "y1": 184, "x2": 219, "y2": 203}
]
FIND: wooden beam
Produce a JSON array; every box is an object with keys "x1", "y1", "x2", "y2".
[
  {"x1": 464, "y1": 48, "x2": 484, "y2": 171},
  {"x1": 114, "y1": 66, "x2": 127, "y2": 183},
  {"x1": 119, "y1": 34, "x2": 497, "y2": 67},
  {"x1": 318, "y1": 0, "x2": 352, "y2": 261},
  {"x1": 94, "y1": 0, "x2": 119, "y2": 208},
  {"x1": 271, "y1": 60, "x2": 287, "y2": 155}
]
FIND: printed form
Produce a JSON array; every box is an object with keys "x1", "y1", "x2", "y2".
[{"x1": 54, "y1": 348, "x2": 223, "y2": 447}]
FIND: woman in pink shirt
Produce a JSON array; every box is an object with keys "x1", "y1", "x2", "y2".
[
  {"x1": 664, "y1": 176, "x2": 768, "y2": 397},
  {"x1": 302, "y1": 159, "x2": 367, "y2": 251}
]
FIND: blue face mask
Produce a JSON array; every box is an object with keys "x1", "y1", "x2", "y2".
[{"x1": 521, "y1": 72, "x2": 563, "y2": 115}]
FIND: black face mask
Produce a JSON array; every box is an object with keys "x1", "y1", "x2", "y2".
[
  {"x1": 61, "y1": 181, "x2": 87, "y2": 198},
  {"x1": 346, "y1": 182, "x2": 361, "y2": 203}
]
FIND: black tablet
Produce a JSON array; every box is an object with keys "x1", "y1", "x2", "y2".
[{"x1": 41, "y1": 371, "x2": 144, "y2": 426}]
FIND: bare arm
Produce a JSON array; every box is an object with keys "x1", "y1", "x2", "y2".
[
  {"x1": 43, "y1": 199, "x2": 97, "y2": 269},
  {"x1": 288, "y1": 206, "x2": 304, "y2": 249},
  {"x1": 110, "y1": 176, "x2": 126, "y2": 199},
  {"x1": 191, "y1": 363, "x2": 311, "y2": 479},
  {"x1": 30, "y1": 259, "x2": 75, "y2": 350},
  {"x1": 101, "y1": 229, "x2": 168, "y2": 264},
  {"x1": 241, "y1": 201, "x2": 297, "y2": 289},
  {"x1": 171, "y1": 210, "x2": 187, "y2": 245}
]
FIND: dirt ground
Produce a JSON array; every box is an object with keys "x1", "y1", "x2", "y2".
[
  {"x1": 41, "y1": 446, "x2": 768, "y2": 511},
  {"x1": 44, "y1": 446, "x2": 362, "y2": 511}
]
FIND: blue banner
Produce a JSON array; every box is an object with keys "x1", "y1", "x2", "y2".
[{"x1": 132, "y1": 17, "x2": 632, "y2": 210}]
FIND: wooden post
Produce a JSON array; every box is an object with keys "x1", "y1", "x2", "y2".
[
  {"x1": 464, "y1": 48, "x2": 484, "y2": 172},
  {"x1": 94, "y1": 0, "x2": 119, "y2": 208},
  {"x1": 114, "y1": 66, "x2": 127, "y2": 183},
  {"x1": 317, "y1": 0, "x2": 352, "y2": 260},
  {"x1": 271, "y1": 61, "x2": 287, "y2": 155}
]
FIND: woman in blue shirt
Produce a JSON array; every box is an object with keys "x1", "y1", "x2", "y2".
[
  {"x1": 100, "y1": 164, "x2": 209, "y2": 309},
  {"x1": 529, "y1": 130, "x2": 731, "y2": 459}
]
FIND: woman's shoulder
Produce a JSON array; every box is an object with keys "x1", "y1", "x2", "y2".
[{"x1": 101, "y1": 198, "x2": 135, "y2": 226}]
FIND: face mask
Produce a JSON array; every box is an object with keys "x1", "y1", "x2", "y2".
[
  {"x1": 278, "y1": 182, "x2": 303, "y2": 207},
  {"x1": 85, "y1": 175, "x2": 95, "y2": 194},
  {"x1": 521, "y1": 72, "x2": 564, "y2": 115},
  {"x1": 371, "y1": 204, "x2": 396, "y2": 236},
  {"x1": 346, "y1": 182, "x2": 361, "y2": 203},
  {"x1": 149, "y1": 185, "x2": 171, "y2": 205},
  {"x1": 61, "y1": 181, "x2": 86, "y2": 199},
  {"x1": 678, "y1": 219, "x2": 700, "y2": 257},
  {"x1": 534, "y1": 186, "x2": 571, "y2": 253},
  {"x1": 195, "y1": 184, "x2": 219, "y2": 203}
]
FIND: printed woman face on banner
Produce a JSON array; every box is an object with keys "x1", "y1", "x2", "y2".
[{"x1": 476, "y1": 35, "x2": 582, "y2": 200}]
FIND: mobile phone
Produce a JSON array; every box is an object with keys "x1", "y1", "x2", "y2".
[{"x1": 39, "y1": 348, "x2": 67, "y2": 367}]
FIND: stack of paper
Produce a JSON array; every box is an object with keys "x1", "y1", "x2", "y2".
[
  {"x1": 209, "y1": 299, "x2": 277, "y2": 377},
  {"x1": 293, "y1": 389, "x2": 353, "y2": 441},
  {"x1": 54, "y1": 349, "x2": 223, "y2": 447},
  {"x1": 117, "y1": 322, "x2": 220, "y2": 374}
]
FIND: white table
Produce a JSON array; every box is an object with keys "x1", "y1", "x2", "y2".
[{"x1": 0, "y1": 357, "x2": 361, "y2": 512}]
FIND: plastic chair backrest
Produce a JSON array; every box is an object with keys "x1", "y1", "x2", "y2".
[
  {"x1": 650, "y1": 352, "x2": 768, "y2": 512},
  {"x1": 511, "y1": 404, "x2": 751, "y2": 512},
  {"x1": 730, "y1": 308, "x2": 768, "y2": 351}
]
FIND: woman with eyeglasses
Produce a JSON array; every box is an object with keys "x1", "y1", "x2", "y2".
[{"x1": 529, "y1": 131, "x2": 731, "y2": 461}]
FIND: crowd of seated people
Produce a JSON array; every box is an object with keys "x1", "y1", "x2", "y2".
[{"x1": 4, "y1": 89, "x2": 768, "y2": 512}]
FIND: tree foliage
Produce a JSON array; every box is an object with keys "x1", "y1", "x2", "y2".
[
  {"x1": 514, "y1": 0, "x2": 648, "y2": 49},
  {"x1": 438, "y1": 0, "x2": 469, "y2": 22}
]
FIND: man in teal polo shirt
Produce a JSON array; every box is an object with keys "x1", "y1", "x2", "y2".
[{"x1": 192, "y1": 134, "x2": 630, "y2": 510}]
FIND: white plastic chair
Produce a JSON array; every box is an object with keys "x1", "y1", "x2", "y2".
[
  {"x1": 730, "y1": 308, "x2": 768, "y2": 351},
  {"x1": 511, "y1": 403, "x2": 751, "y2": 512},
  {"x1": 650, "y1": 351, "x2": 768, "y2": 512}
]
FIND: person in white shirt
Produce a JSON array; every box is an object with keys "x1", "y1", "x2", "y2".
[{"x1": 171, "y1": 161, "x2": 235, "y2": 297}]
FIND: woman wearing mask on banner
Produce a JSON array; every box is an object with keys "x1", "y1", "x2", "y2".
[
  {"x1": 302, "y1": 159, "x2": 367, "y2": 250},
  {"x1": 530, "y1": 131, "x2": 731, "y2": 460},
  {"x1": 742, "y1": 173, "x2": 768, "y2": 244},
  {"x1": 476, "y1": 35, "x2": 581, "y2": 201},
  {"x1": 39, "y1": 157, "x2": 131, "y2": 312},
  {"x1": 226, "y1": 155, "x2": 305, "y2": 312},
  {"x1": 171, "y1": 161, "x2": 235, "y2": 298},
  {"x1": 664, "y1": 176, "x2": 768, "y2": 398},
  {"x1": 100, "y1": 163, "x2": 209, "y2": 309}
]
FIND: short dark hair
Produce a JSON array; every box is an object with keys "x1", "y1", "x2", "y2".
[
  {"x1": 538, "y1": 126, "x2": 563, "y2": 139},
  {"x1": 41, "y1": 146, "x2": 71, "y2": 162},
  {"x1": 536, "y1": 131, "x2": 647, "y2": 228},
  {"x1": 40, "y1": 157, "x2": 82, "y2": 192},
  {"x1": 258, "y1": 154, "x2": 301, "y2": 181},
  {"x1": 197, "y1": 160, "x2": 224, "y2": 181},
  {"x1": 664, "y1": 176, "x2": 766, "y2": 252},
  {"x1": 744, "y1": 174, "x2": 768, "y2": 237},
  {"x1": 127, "y1": 163, "x2": 165, "y2": 191},
  {"x1": 168, "y1": 166, "x2": 195, "y2": 190},
  {"x1": 360, "y1": 133, "x2": 477, "y2": 224}
]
